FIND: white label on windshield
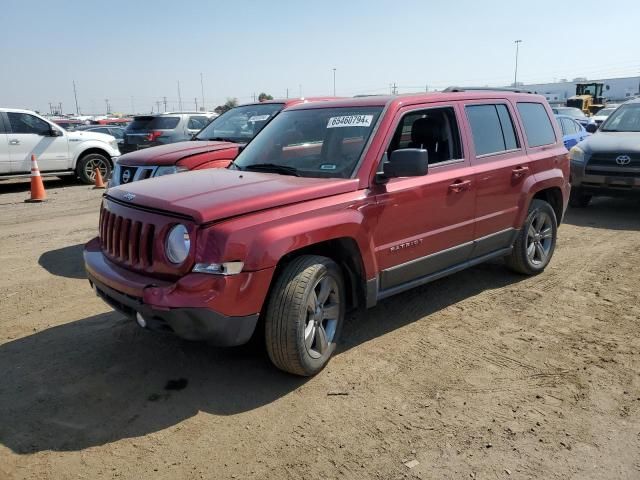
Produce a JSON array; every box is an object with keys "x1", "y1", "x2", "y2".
[
  {"x1": 326, "y1": 115, "x2": 373, "y2": 128},
  {"x1": 248, "y1": 114, "x2": 271, "y2": 122}
]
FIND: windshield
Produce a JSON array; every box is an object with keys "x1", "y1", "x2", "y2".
[
  {"x1": 195, "y1": 103, "x2": 284, "y2": 142},
  {"x1": 557, "y1": 107, "x2": 586, "y2": 119},
  {"x1": 596, "y1": 107, "x2": 616, "y2": 117},
  {"x1": 601, "y1": 104, "x2": 640, "y2": 132},
  {"x1": 231, "y1": 106, "x2": 384, "y2": 179}
]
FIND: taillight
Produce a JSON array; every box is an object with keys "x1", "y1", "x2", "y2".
[{"x1": 147, "y1": 130, "x2": 163, "y2": 141}]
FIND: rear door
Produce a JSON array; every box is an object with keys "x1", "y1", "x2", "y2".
[
  {"x1": 464, "y1": 101, "x2": 530, "y2": 255},
  {"x1": 0, "y1": 114, "x2": 10, "y2": 174},
  {"x1": 372, "y1": 103, "x2": 477, "y2": 293},
  {"x1": 6, "y1": 112, "x2": 69, "y2": 173}
]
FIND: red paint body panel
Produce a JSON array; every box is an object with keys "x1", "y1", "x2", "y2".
[{"x1": 86, "y1": 90, "x2": 570, "y2": 326}]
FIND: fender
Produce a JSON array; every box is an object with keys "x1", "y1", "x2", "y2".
[
  {"x1": 196, "y1": 198, "x2": 379, "y2": 278},
  {"x1": 72, "y1": 141, "x2": 120, "y2": 168},
  {"x1": 515, "y1": 167, "x2": 568, "y2": 225}
]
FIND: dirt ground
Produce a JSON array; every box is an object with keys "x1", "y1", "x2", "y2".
[{"x1": 0, "y1": 178, "x2": 638, "y2": 480}]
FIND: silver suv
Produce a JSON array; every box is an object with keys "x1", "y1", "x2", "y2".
[{"x1": 121, "y1": 111, "x2": 217, "y2": 153}]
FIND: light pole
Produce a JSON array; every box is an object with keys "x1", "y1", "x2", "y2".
[
  {"x1": 200, "y1": 72, "x2": 205, "y2": 111},
  {"x1": 332, "y1": 68, "x2": 336, "y2": 96},
  {"x1": 513, "y1": 40, "x2": 522, "y2": 87}
]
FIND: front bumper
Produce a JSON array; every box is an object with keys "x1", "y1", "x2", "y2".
[
  {"x1": 84, "y1": 237, "x2": 273, "y2": 345},
  {"x1": 88, "y1": 272, "x2": 258, "y2": 345},
  {"x1": 571, "y1": 161, "x2": 640, "y2": 196}
]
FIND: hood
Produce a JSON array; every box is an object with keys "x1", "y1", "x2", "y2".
[
  {"x1": 107, "y1": 168, "x2": 359, "y2": 224},
  {"x1": 580, "y1": 131, "x2": 640, "y2": 155},
  {"x1": 68, "y1": 130, "x2": 114, "y2": 143},
  {"x1": 117, "y1": 140, "x2": 239, "y2": 167}
]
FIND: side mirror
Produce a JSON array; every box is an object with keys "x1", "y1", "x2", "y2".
[
  {"x1": 585, "y1": 123, "x2": 598, "y2": 134},
  {"x1": 44, "y1": 128, "x2": 63, "y2": 137},
  {"x1": 382, "y1": 148, "x2": 429, "y2": 179}
]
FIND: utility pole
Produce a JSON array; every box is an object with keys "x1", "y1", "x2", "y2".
[
  {"x1": 194, "y1": 97, "x2": 198, "y2": 111},
  {"x1": 155, "y1": 100, "x2": 161, "y2": 113},
  {"x1": 177, "y1": 81, "x2": 183, "y2": 111},
  {"x1": 72, "y1": 80, "x2": 80, "y2": 115},
  {"x1": 163, "y1": 96, "x2": 168, "y2": 112},
  {"x1": 513, "y1": 39, "x2": 523, "y2": 86},
  {"x1": 332, "y1": 68, "x2": 336, "y2": 96},
  {"x1": 58, "y1": 102, "x2": 63, "y2": 115},
  {"x1": 49, "y1": 102, "x2": 54, "y2": 115},
  {"x1": 200, "y1": 72, "x2": 205, "y2": 111},
  {"x1": 286, "y1": 88, "x2": 289, "y2": 99},
  {"x1": 104, "y1": 99, "x2": 110, "y2": 114},
  {"x1": 425, "y1": 84, "x2": 429, "y2": 92},
  {"x1": 392, "y1": 83, "x2": 398, "y2": 95}
]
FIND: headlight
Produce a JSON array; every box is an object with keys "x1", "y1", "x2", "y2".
[
  {"x1": 193, "y1": 262, "x2": 244, "y2": 275},
  {"x1": 165, "y1": 224, "x2": 191, "y2": 264},
  {"x1": 109, "y1": 139, "x2": 118, "y2": 150},
  {"x1": 155, "y1": 165, "x2": 189, "y2": 177},
  {"x1": 569, "y1": 146, "x2": 585, "y2": 163}
]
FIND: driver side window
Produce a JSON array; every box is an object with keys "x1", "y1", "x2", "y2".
[
  {"x1": 387, "y1": 107, "x2": 462, "y2": 165},
  {"x1": 7, "y1": 113, "x2": 50, "y2": 135}
]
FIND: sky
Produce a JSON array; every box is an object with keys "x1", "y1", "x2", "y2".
[{"x1": 1, "y1": 0, "x2": 638, "y2": 115}]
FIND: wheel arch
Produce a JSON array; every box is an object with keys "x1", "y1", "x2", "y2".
[
  {"x1": 532, "y1": 186, "x2": 564, "y2": 224},
  {"x1": 73, "y1": 146, "x2": 113, "y2": 170},
  {"x1": 274, "y1": 237, "x2": 368, "y2": 314}
]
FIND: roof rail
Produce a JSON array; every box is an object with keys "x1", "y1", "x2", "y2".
[{"x1": 443, "y1": 86, "x2": 533, "y2": 94}]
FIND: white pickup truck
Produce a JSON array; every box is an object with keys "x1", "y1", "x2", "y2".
[{"x1": 0, "y1": 108, "x2": 121, "y2": 184}]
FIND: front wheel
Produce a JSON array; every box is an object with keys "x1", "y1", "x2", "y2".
[
  {"x1": 505, "y1": 199, "x2": 558, "y2": 275},
  {"x1": 76, "y1": 153, "x2": 111, "y2": 185},
  {"x1": 265, "y1": 255, "x2": 345, "y2": 376}
]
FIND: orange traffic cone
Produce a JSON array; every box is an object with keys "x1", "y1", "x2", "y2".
[
  {"x1": 93, "y1": 167, "x2": 106, "y2": 189},
  {"x1": 25, "y1": 154, "x2": 47, "y2": 203}
]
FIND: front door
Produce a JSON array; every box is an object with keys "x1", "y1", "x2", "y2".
[
  {"x1": 372, "y1": 103, "x2": 476, "y2": 293},
  {"x1": 6, "y1": 112, "x2": 69, "y2": 173},
  {"x1": 0, "y1": 115, "x2": 9, "y2": 174}
]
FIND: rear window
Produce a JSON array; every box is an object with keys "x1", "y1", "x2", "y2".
[
  {"x1": 127, "y1": 116, "x2": 180, "y2": 131},
  {"x1": 465, "y1": 104, "x2": 519, "y2": 156},
  {"x1": 516, "y1": 103, "x2": 556, "y2": 147}
]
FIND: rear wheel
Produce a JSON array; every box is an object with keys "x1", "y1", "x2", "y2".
[
  {"x1": 506, "y1": 199, "x2": 558, "y2": 275},
  {"x1": 76, "y1": 153, "x2": 111, "y2": 185},
  {"x1": 265, "y1": 255, "x2": 345, "y2": 376},
  {"x1": 569, "y1": 188, "x2": 591, "y2": 208}
]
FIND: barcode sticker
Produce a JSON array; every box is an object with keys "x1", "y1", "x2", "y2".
[
  {"x1": 327, "y1": 115, "x2": 373, "y2": 128},
  {"x1": 248, "y1": 114, "x2": 271, "y2": 122}
]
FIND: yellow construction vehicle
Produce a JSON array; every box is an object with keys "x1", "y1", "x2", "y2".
[{"x1": 566, "y1": 82, "x2": 606, "y2": 115}]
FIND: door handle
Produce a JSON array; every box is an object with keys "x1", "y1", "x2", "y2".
[
  {"x1": 9, "y1": 139, "x2": 20, "y2": 145},
  {"x1": 512, "y1": 166, "x2": 529, "y2": 179},
  {"x1": 448, "y1": 179, "x2": 471, "y2": 193}
]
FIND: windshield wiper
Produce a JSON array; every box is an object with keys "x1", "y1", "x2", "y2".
[
  {"x1": 196, "y1": 136, "x2": 234, "y2": 142},
  {"x1": 243, "y1": 163, "x2": 300, "y2": 176}
]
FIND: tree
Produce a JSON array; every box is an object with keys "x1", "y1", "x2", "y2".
[
  {"x1": 214, "y1": 97, "x2": 239, "y2": 114},
  {"x1": 258, "y1": 92, "x2": 274, "y2": 102}
]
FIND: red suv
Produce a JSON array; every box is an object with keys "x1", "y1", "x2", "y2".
[
  {"x1": 85, "y1": 89, "x2": 569, "y2": 376},
  {"x1": 110, "y1": 98, "x2": 336, "y2": 187}
]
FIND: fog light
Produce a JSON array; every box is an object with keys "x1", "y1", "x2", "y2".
[{"x1": 136, "y1": 312, "x2": 147, "y2": 328}]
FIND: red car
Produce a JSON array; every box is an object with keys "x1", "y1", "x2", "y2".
[
  {"x1": 109, "y1": 98, "x2": 337, "y2": 186},
  {"x1": 85, "y1": 89, "x2": 569, "y2": 376}
]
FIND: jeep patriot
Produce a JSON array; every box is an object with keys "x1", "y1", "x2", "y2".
[{"x1": 84, "y1": 90, "x2": 570, "y2": 376}]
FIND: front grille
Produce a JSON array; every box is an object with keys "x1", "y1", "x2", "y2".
[
  {"x1": 99, "y1": 208, "x2": 155, "y2": 268},
  {"x1": 586, "y1": 153, "x2": 640, "y2": 178}
]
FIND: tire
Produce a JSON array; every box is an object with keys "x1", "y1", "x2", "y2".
[
  {"x1": 76, "y1": 153, "x2": 111, "y2": 185},
  {"x1": 569, "y1": 188, "x2": 592, "y2": 208},
  {"x1": 265, "y1": 255, "x2": 345, "y2": 376},
  {"x1": 505, "y1": 199, "x2": 558, "y2": 275}
]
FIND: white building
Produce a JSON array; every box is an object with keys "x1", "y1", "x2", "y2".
[{"x1": 515, "y1": 76, "x2": 640, "y2": 105}]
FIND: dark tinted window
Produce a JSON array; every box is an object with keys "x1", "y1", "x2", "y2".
[
  {"x1": 109, "y1": 128, "x2": 124, "y2": 139},
  {"x1": 7, "y1": 112, "x2": 51, "y2": 135},
  {"x1": 127, "y1": 116, "x2": 180, "y2": 131},
  {"x1": 466, "y1": 104, "x2": 519, "y2": 156},
  {"x1": 389, "y1": 107, "x2": 462, "y2": 164},
  {"x1": 496, "y1": 104, "x2": 519, "y2": 150},
  {"x1": 517, "y1": 102, "x2": 556, "y2": 147}
]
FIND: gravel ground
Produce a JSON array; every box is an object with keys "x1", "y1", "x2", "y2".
[{"x1": 0, "y1": 178, "x2": 638, "y2": 480}]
